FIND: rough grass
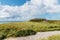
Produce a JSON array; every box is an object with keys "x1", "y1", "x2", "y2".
[
  {"x1": 0, "y1": 21, "x2": 60, "y2": 32},
  {"x1": 0, "y1": 21, "x2": 60, "y2": 40},
  {"x1": 48, "y1": 35, "x2": 60, "y2": 40},
  {"x1": 42, "y1": 34, "x2": 60, "y2": 40}
]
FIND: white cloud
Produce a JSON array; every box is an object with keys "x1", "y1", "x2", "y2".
[{"x1": 0, "y1": 0, "x2": 60, "y2": 21}]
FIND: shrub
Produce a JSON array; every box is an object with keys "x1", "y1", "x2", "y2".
[
  {"x1": 6, "y1": 29, "x2": 36, "y2": 37},
  {"x1": 0, "y1": 29, "x2": 36, "y2": 40},
  {"x1": 0, "y1": 30, "x2": 9, "y2": 40},
  {"x1": 15, "y1": 30, "x2": 36, "y2": 37},
  {"x1": 29, "y1": 18, "x2": 47, "y2": 22},
  {"x1": 47, "y1": 20, "x2": 56, "y2": 23}
]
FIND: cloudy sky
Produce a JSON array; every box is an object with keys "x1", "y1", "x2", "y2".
[{"x1": 0, "y1": 0, "x2": 60, "y2": 21}]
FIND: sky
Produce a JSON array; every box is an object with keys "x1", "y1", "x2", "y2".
[
  {"x1": 0, "y1": 0, "x2": 30, "y2": 6},
  {"x1": 0, "y1": 0, "x2": 60, "y2": 21}
]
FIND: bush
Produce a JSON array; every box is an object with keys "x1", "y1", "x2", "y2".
[
  {"x1": 0, "y1": 29, "x2": 36, "y2": 40},
  {"x1": 6, "y1": 29, "x2": 36, "y2": 37},
  {"x1": 0, "y1": 30, "x2": 9, "y2": 40},
  {"x1": 15, "y1": 30, "x2": 36, "y2": 37},
  {"x1": 47, "y1": 20, "x2": 56, "y2": 23},
  {"x1": 29, "y1": 18, "x2": 47, "y2": 22}
]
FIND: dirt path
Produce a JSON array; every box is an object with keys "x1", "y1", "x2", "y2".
[{"x1": 4, "y1": 31, "x2": 60, "y2": 40}]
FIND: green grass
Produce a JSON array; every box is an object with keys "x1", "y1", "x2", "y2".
[
  {"x1": 0, "y1": 21, "x2": 60, "y2": 32},
  {"x1": 48, "y1": 35, "x2": 60, "y2": 40},
  {"x1": 42, "y1": 34, "x2": 60, "y2": 40},
  {"x1": 0, "y1": 21, "x2": 60, "y2": 40}
]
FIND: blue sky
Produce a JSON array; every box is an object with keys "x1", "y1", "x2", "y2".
[
  {"x1": 0, "y1": 0, "x2": 60, "y2": 21},
  {"x1": 0, "y1": 0, "x2": 30, "y2": 6}
]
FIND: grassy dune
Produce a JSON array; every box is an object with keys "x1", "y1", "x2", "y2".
[
  {"x1": 0, "y1": 21, "x2": 60, "y2": 32},
  {"x1": 0, "y1": 19, "x2": 60, "y2": 40}
]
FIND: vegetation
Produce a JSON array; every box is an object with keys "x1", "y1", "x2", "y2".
[
  {"x1": 0, "y1": 29, "x2": 36, "y2": 40},
  {"x1": 29, "y1": 18, "x2": 47, "y2": 22},
  {"x1": 42, "y1": 34, "x2": 60, "y2": 40},
  {"x1": 0, "y1": 18, "x2": 60, "y2": 40}
]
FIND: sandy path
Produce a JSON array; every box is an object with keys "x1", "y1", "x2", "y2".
[{"x1": 4, "y1": 31, "x2": 60, "y2": 40}]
